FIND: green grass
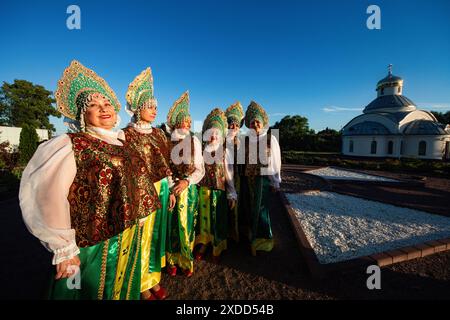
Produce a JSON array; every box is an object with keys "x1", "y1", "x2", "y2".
[{"x1": 282, "y1": 151, "x2": 450, "y2": 178}]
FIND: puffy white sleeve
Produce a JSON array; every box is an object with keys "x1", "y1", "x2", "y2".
[
  {"x1": 186, "y1": 135, "x2": 205, "y2": 186},
  {"x1": 19, "y1": 134, "x2": 79, "y2": 265},
  {"x1": 224, "y1": 147, "x2": 237, "y2": 200},
  {"x1": 268, "y1": 135, "x2": 282, "y2": 189}
]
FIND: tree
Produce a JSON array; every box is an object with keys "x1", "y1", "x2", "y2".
[
  {"x1": 0, "y1": 80, "x2": 60, "y2": 133},
  {"x1": 431, "y1": 111, "x2": 450, "y2": 125},
  {"x1": 18, "y1": 124, "x2": 39, "y2": 165},
  {"x1": 317, "y1": 127, "x2": 340, "y2": 137},
  {"x1": 271, "y1": 115, "x2": 315, "y2": 150},
  {"x1": 317, "y1": 127, "x2": 342, "y2": 152}
]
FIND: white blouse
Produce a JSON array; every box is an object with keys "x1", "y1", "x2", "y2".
[{"x1": 19, "y1": 127, "x2": 125, "y2": 265}]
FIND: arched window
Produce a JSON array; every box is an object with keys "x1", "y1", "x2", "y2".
[
  {"x1": 380, "y1": 88, "x2": 384, "y2": 95},
  {"x1": 418, "y1": 141, "x2": 427, "y2": 156},
  {"x1": 349, "y1": 140, "x2": 354, "y2": 153},
  {"x1": 387, "y1": 141, "x2": 393, "y2": 155},
  {"x1": 400, "y1": 141, "x2": 404, "y2": 155},
  {"x1": 371, "y1": 141, "x2": 377, "y2": 154}
]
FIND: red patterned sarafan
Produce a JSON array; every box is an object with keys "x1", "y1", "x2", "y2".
[
  {"x1": 167, "y1": 134, "x2": 196, "y2": 181},
  {"x1": 67, "y1": 133, "x2": 160, "y2": 248},
  {"x1": 123, "y1": 127, "x2": 172, "y2": 182},
  {"x1": 198, "y1": 147, "x2": 226, "y2": 191}
]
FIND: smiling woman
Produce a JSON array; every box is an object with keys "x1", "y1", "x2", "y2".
[
  {"x1": 19, "y1": 60, "x2": 161, "y2": 300},
  {"x1": 84, "y1": 93, "x2": 117, "y2": 129}
]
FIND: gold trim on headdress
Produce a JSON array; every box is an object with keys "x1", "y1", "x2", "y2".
[
  {"x1": 202, "y1": 108, "x2": 228, "y2": 138},
  {"x1": 167, "y1": 91, "x2": 190, "y2": 129},
  {"x1": 125, "y1": 67, "x2": 157, "y2": 116},
  {"x1": 225, "y1": 101, "x2": 244, "y2": 127},
  {"x1": 55, "y1": 60, "x2": 121, "y2": 121},
  {"x1": 245, "y1": 100, "x2": 269, "y2": 128}
]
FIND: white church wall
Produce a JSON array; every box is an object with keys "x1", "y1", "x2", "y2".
[
  {"x1": 402, "y1": 135, "x2": 449, "y2": 160},
  {"x1": 342, "y1": 136, "x2": 399, "y2": 157},
  {"x1": 378, "y1": 86, "x2": 402, "y2": 96}
]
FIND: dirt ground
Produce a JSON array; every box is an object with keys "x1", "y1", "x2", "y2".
[{"x1": 1, "y1": 165, "x2": 449, "y2": 300}]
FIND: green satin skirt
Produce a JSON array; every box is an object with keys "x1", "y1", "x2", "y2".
[
  {"x1": 48, "y1": 224, "x2": 142, "y2": 300},
  {"x1": 140, "y1": 178, "x2": 170, "y2": 291},
  {"x1": 196, "y1": 187, "x2": 228, "y2": 257},
  {"x1": 241, "y1": 176, "x2": 274, "y2": 253},
  {"x1": 166, "y1": 184, "x2": 198, "y2": 272},
  {"x1": 229, "y1": 174, "x2": 240, "y2": 243}
]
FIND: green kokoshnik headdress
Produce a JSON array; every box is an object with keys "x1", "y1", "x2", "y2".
[
  {"x1": 202, "y1": 108, "x2": 228, "y2": 139},
  {"x1": 244, "y1": 100, "x2": 269, "y2": 128},
  {"x1": 55, "y1": 60, "x2": 121, "y2": 121},
  {"x1": 125, "y1": 67, "x2": 157, "y2": 121},
  {"x1": 225, "y1": 101, "x2": 244, "y2": 127},
  {"x1": 167, "y1": 91, "x2": 190, "y2": 129}
]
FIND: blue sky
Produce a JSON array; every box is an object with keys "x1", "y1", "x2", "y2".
[{"x1": 1, "y1": 0, "x2": 449, "y2": 135}]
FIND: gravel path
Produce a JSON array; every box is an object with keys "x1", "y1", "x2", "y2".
[
  {"x1": 286, "y1": 191, "x2": 450, "y2": 264},
  {"x1": 306, "y1": 167, "x2": 398, "y2": 182},
  {"x1": 2, "y1": 165, "x2": 450, "y2": 300}
]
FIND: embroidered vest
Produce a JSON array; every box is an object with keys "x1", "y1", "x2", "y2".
[
  {"x1": 244, "y1": 130, "x2": 272, "y2": 177},
  {"x1": 228, "y1": 136, "x2": 243, "y2": 177},
  {"x1": 199, "y1": 145, "x2": 226, "y2": 191},
  {"x1": 67, "y1": 133, "x2": 160, "y2": 247},
  {"x1": 123, "y1": 127, "x2": 172, "y2": 183},
  {"x1": 168, "y1": 134, "x2": 197, "y2": 181}
]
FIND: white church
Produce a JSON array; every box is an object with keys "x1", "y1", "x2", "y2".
[{"x1": 342, "y1": 66, "x2": 450, "y2": 160}]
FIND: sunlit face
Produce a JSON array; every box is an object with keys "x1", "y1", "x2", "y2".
[
  {"x1": 140, "y1": 105, "x2": 157, "y2": 123},
  {"x1": 208, "y1": 128, "x2": 222, "y2": 144},
  {"x1": 250, "y1": 119, "x2": 263, "y2": 135},
  {"x1": 178, "y1": 118, "x2": 191, "y2": 134},
  {"x1": 228, "y1": 122, "x2": 239, "y2": 138},
  {"x1": 84, "y1": 93, "x2": 117, "y2": 130}
]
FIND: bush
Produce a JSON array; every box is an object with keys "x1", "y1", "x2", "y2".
[
  {"x1": 18, "y1": 124, "x2": 39, "y2": 165},
  {"x1": 0, "y1": 141, "x2": 19, "y2": 170},
  {"x1": 0, "y1": 169, "x2": 20, "y2": 196}
]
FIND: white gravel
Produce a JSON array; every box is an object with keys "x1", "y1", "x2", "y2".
[
  {"x1": 286, "y1": 191, "x2": 450, "y2": 264},
  {"x1": 306, "y1": 167, "x2": 398, "y2": 182}
]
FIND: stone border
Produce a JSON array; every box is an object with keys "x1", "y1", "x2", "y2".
[
  {"x1": 301, "y1": 166, "x2": 425, "y2": 188},
  {"x1": 280, "y1": 191, "x2": 450, "y2": 278}
]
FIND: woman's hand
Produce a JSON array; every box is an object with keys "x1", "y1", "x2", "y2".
[
  {"x1": 55, "y1": 255, "x2": 81, "y2": 280},
  {"x1": 173, "y1": 179, "x2": 189, "y2": 196},
  {"x1": 228, "y1": 199, "x2": 236, "y2": 210},
  {"x1": 169, "y1": 193, "x2": 176, "y2": 210}
]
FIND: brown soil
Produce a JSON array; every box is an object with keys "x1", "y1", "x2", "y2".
[
  {"x1": 2, "y1": 165, "x2": 449, "y2": 299},
  {"x1": 162, "y1": 165, "x2": 450, "y2": 299}
]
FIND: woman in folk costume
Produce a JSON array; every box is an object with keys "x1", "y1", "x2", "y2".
[
  {"x1": 224, "y1": 102, "x2": 244, "y2": 243},
  {"x1": 164, "y1": 91, "x2": 204, "y2": 277},
  {"x1": 241, "y1": 101, "x2": 281, "y2": 256},
  {"x1": 122, "y1": 68, "x2": 176, "y2": 300},
  {"x1": 19, "y1": 60, "x2": 161, "y2": 300},
  {"x1": 194, "y1": 108, "x2": 237, "y2": 262}
]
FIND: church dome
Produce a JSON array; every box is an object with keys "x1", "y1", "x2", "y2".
[
  {"x1": 402, "y1": 120, "x2": 447, "y2": 135},
  {"x1": 363, "y1": 65, "x2": 416, "y2": 113},
  {"x1": 342, "y1": 121, "x2": 391, "y2": 136},
  {"x1": 377, "y1": 74, "x2": 403, "y2": 89},
  {"x1": 363, "y1": 94, "x2": 416, "y2": 113}
]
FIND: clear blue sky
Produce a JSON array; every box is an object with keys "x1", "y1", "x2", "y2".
[{"x1": 1, "y1": 0, "x2": 449, "y2": 135}]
